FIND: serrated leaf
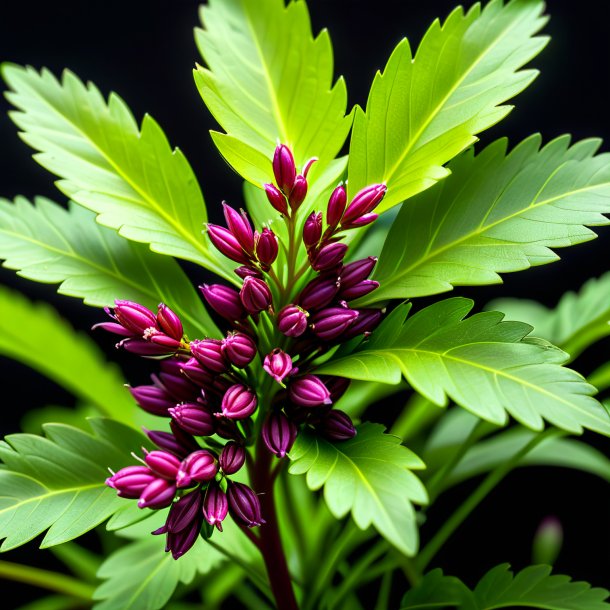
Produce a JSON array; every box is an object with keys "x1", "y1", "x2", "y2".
[
  {"x1": 0, "y1": 197, "x2": 219, "y2": 338},
  {"x1": 0, "y1": 286, "x2": 135, "y2": 424},
  {"x1": 348, "y1": 0, "x2": 548, "y2": 211},
  {"x1": 363, "y1": 135, "x2": 610, "y2": 304},
  {"x1": 316, "y1": 298, "x2": 610, "y2": 436},
  {"x1": 288, "y1": 423, "x2": 427, "y2": 556},
  {"x1": 1, "y1": 64, "x2": 233, "y2": 282},
  {"x1": 400, "y1": 568, "x2": 477, "y2": 610},
  {"x1": 0, "y1": 419, "x2": 150, "y2": 550},
  {"x1": 195, "y1": 0, "x2": 351, "y2": 186}
]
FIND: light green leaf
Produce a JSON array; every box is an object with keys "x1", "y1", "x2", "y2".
[
  {"x1": 1, "y1": 64, "x2": 233, "y2": 282},
  {"x1": 348, "y1": 0, "x2": 548, "y2": 211},
  {"x1": 0, "y1": 419, "x2": 150, "y2": 550},
  {"x1": 0, "y1": 286, "x2": 135, "y2": 424},
  {"x1": 288, "y1": 423, "x2": 427, "y2": 556},
  {"x1": 194, "y1": 0, "x2": 351, "y2": 185},
  {"x1": 0, "y1": 197, "x2": 219, "y2": 338},
  {"x1": 363, "y1": 135, "x2": 610, "y2": 304},
  {"x1": 316, "y1": 298, "x2": 610, "y2": 436},
  {"x1": 400, "y1": 568, "x2": 476, "y2": 610}
]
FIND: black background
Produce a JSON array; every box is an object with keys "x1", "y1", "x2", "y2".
[{"x1": 1, "y1": 0, "x2": 609, "y2": 607}]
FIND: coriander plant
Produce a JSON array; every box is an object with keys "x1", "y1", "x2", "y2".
[{"x1": 1, "y1": 0, "x2": 610, "y2": 609}]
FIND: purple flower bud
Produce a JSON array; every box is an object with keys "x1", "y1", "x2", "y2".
[
  {"x1": 147, "y1": 333, "x2": 183, "y2": 350},
  {"x1": 156, "y1": 304, "x2": 183, "y2": 341},
  {"x1": 299, "y1": 275, "x2": 340, "y2": 311},
  {"x1": 138, "y1": 477, "x2": 177, "y2": 509},
  {"x1": 311, "y1": 242, "x2": 348, "y2": 272},
  {"x1": 120, "y1": 338, "x2": 174, "y2": 357},
  {"x1": 339, "y1": 280, "x2": 380, "y2": 301},
  {"x1": 144, "y1": 426, "x2": 199, "y2": 458},
  {"x1": 264, "y1": 183, "x2": 288, "y2": 215},
  {"x1": 341, "y1": 184, "x2": 387, "y2": 225},
  {"x1": 227, "y1": 482, "x2": 265, "y2": 528},
  {"x1": 203, "y1": 482, "x2": 229, "y2": 531},
  {"x1": 289, "y1": 374, "x2": 332, "y2": 407},
  {"x1": 277, "y1": 304, "x2": 309, "y2": 338},
  {"x1": 223, "y1": 203, "x2": 255, "y2": 255},
  {"x1": 340, "y1": 308, "x2": 383, "y2": 340},
  {"x1": 176, "y1": 450, "x2": 217, "y2": 487},
  {"x1": 145, "y1": 450, "x2": 182, "y2": 480},
  {"x1": 326, "y1": 185, "x2": 347, "y2": 228},
  {"x1": 92, "y1": 321, "x2": 133, "y2": 337},
  {"x1": 216, "y1": 417, "x2": 243, "y2": 441},
  {"x1": 263, "y1": 349, "x2": 294, "y2": 385},
  {"x1": 321, "y1": 376, "x2": 351, "y2": 402},
  {"x1": 255, "y1": 228, "x2": 278, "y2": 268},
  {"x1": 289, "y1": 174, "x2": 308, "y2": 210},
  {"x1": 130, "y1": 385, "x2": 174, "y2": 417},
  {"x1": 206, "y1": 224, "x2": 251, "y2": 264},
  {"x1": 190, "y1": 339, "x2": 228, "y2": 374},
  {"x1": 113, "y1": 300, "x2": 157, "y2": 335},
  {"x1": 317, "y1": 409, "x2": 357, "y2": 441},
  {"x1": 273, "y1": 144, "x2": 296, "y2": 195},
  {"x1": 180, "y1": 357, "x2": 214, "y2": 388},
  {"x1": 341, "y1": 212, "x2": 378, "y2": 230},
  {"x1": 262, "y1": 411, "x2": 298, "y2": 458},
  {"x1": 106, "y1": 465, "x2": 157, "y2": 499},
  {"x1": 222, "y1": 332, "x2": 257, "y2": 368},
  {"x1": 240, "y1": 276, "x2": 273, "y2": 314},
  {"x1": 234, "y1": 265, "x2": 262, "y2": 280},
  {"x1": 156, "y1": 372, "x2": 199, "y2": 402},
  {"x1": 166, "y1": 512, "x2": 203, "y2": 559},
  {"x1": 311, "y1": 307, "x2": 359, "y2": 341},
  {"x1": 200, "y1": 284, "x2": 247, "y2": 322},
  {"x1": 219, "y1": 441, "x2": 246, "y2": 475},
  {"x1": 166, "y1": 489, "x2": 203, "y2": 533},
  {"x1": 219, "y1": 384, "x2": 257, "y2": 419},
  {"x1": 303, "y1": 212, "x2": 323, "y2": 249},
  {"x1": 340, "y1": 257, "x2": 377, "y2": 288},
  {"x1": 169, "y1": 403, "x2": 216, "y2": 436}
]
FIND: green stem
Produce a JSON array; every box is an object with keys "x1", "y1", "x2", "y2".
[{"x1": 390, "y1": 393, "x2": 443, "y2": 441}]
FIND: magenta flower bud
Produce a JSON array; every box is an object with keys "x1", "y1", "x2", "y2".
[
  {"x1": 145, "y1": 450, "x2": 182, "y2": 480},
  {"x1": 147, "y1": 333, "x2": 183, "y2": 350},
  {"x1": 339, "y1": 280, "x2": 380, "y2": 301},
  {"x1": 299, "y1": 275, "x2": 341, "y2": 311},
  {"x1": 129, "y1": 385, "x2": 174, "y2": 417},
  {"x1": 169, "y1": 403, "x2": 216, "y2": 436},
  {"x1": 302, "y1": 157, "x2": 318, "y2": 178},
  {"x1": 106, "y1": 465, "x2": 157, "y2": 499},
  {"x1": 138, "y1": 477, "x2": 177, "y2": 509},
  {"x1": 289, "y1": 174, "x2": 308, "y2": 210},
  {"x1": 312, "y1": 242, "x2": 348, "y2": 272},
  {"x1": 176, "y1": 450, "x2": 217, "y2": 487},
  {"x1": 263, "y1": 348, "x2": 294, "y2": 385},
  {"x1": 264, "y1": 183, "x2": 288, "y2": 215},
  {"x1": 219, "y1": 384, "x2": 257, "y2": 419},
  {"x1": 227, "y1": 482, "x2": 266, "y2": 528},
  {"x1": 273, "y1": 144, "x2": 296, "y2": 195},
  {"x1": 311, "y1": 307, "x2": 359, "y2": 341},
  {"x1": 240, "y1": 276, "x2": 273, "y2": 314},
  {"x1": 303, "y1": 212, "x2": 323, "y2": 249},
  {"x1": 340, "y1": 257, "x2": 377, "y2": 288},
  {"x1": 200, "y1": 284, "x2": 247, "y2": 322},
  {"x1": 190, "y1": 339, "x2": 228, "y2": 374},
  {"x1": 222, "y1": 332, "x2": 257, "y2": 368},
  {"x1": 341, "y1": 212, "x2": 379, "y2": 230},
  {"x1": 326, "y1": 185, "x2": 347, "y2": 228},
  {"x1": 289, "y1": 374, "x2": 332, "y2": 407},
  {"x1": 219, "y1": 441, "x2": 246, "y2": 475},
  {"x1": 322, "y1": 376, "x2": 351, "y2": 402},
  {"x1": 234, "y1": 265, "x2": 262, "y2": 280},
  {"x1": 144, "y1": 426, "x2": 199, "y2": 458},
  {"x1": 113, "y1": 300, "x2": 157, "y2": 335},
  {"x1": 92, "y1": 321, "x2": 133, "y2": 337},
  {"x1": 120, "y1": 338, "x2": 174, "y2": 356},
  {"x1": 277, "y1": 304, "x2": 309, "y2": 338},
  {"x1": 341, "y1": 308, "x2": 383, "y2": 340},
  {"x1": 157, "y1": 372, "x2": 199, "y2": 402},
  {"x1": 341, "y1": 184, "x2": 387, "y2": 225},
  {"x1": 223, "y1": 203, "x2": 255, "y2": 255},
  {"x1": 156, "y1": 304, "x2": 183, "y2": 341},
  {"x1": 166, "y1": 513, "x2": 203, "y2": 559},
  {"x1": 206, "y1": 224, "x2": 250, "y2": 264},
  {"x1": 180, "y1": 358, "x2": 214, "y2": 387},
  {"x1": 262, "y1": 411, "x2": 298, "y2": 458},
  {"x1": 255, "y1": 228, "x2": 278, "y2": 268},
  {"x1": 166, "y1": 489, "x2": 203, "y2": 533},
  {"x1": 204, "y1": 482, "x2": 229, "y2": 531},
  {"x1": 318, "y1": 409, "x2": 357, "y2": 441}
]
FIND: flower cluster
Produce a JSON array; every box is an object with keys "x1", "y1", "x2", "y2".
[{"x1": 100, "y1": 144, "x2": 386, "y2": 559}]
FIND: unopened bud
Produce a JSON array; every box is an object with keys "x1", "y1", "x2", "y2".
[
  {"x1": 156, "y1": 304, "x2": 183, "y2": 341},
  {"x1": 340, "y1": 308, "x2": 383, "y2": 340},
  {"x1": 262, "y1": 411, "x2": 298, "y2": 458},
  {"x1": 169, "y1": 403, "x2": 216, "y2": 436},
  {"x1": 138, "y1": 477, "x2": 176, "y2": 509},
  {"x1": 299, "y1": 275, "x2": 340, "y2": 311},
  {"x1": 166, "y1": 488, "x2": 203, "y2": 533},
  {"x1": 340, "y1": 257, "x2": 377, "y2": 288},
  {"x1": 204, "y1": 482, "x2": 229, "y2": 531},
  {"x1": 326, "y1": 185, "x2": 347, "y2": 228},
  {"x1": 219, "y1": 441, "x2": 246, "y2": 475},
  {"x1": 190, "y1": 339, "x2": 228, "y2": 374},
  {"x1": 255, "y1": 228, "x2": 279, "y2": 268},
  {"x1": 317, "y1": 409, "x2": 357, "y2": 441},
  {"x1": 223, "y1": 203, "x2": 255, "y2": 255},
  {"x1": 176, "y1": 450, "x2": 217, "y2": 487},
  {"x1": 277, "y1": 304, "x2": 309, "y2": 338},
  {"x1": 311, "y1": 242, "x2": 348, "y2": 272},
  {"x1": 263, "y1": 349, "x2": 294, "y2": 385},
  {"x1": 222, "y1": 332, "x2": 257, "y2": 368},
  {"x1": 311, "y1": 307, "x2": 359, "y2": 341},
  {"x1": 240, "y1": 276, "x2": 273, "y2": 314},
  {"x1": 289, "y1": 374, "x2": 332, "y2": 407},
  {"x1": 227, "y1": 482, "x2": 265, "y2": 528},
  {"x1": 145, "y1": 450, "x2": 182, "y2": 480},
  {"x1": 341, "y1": 212, "x2": 378, "y2": 230},
  {"x1": 341, "y1": 184, "x2": 387, "y2": 226},
  {"x1": 206, "y1": 224, "x2": 251, "y2": 264},
  {"x1": 289, "y1": 174, "x2": 308, "y2": 210},
  {"x1": 219, "y1": 384, "x2": 257, "y2": 419},
  {"x1": 106, "y1": 465, "x2": 157, "y2": 499},
  {"x1": 166, "y1": 513, "x2": 203, "y2": 559},
  {"x1": 113, "y1": 300, "x2": 157, "y2": 335},
  {"x1": 339, "y1": 280, "x2": 380, "y2": 301},
  {"x1": 273, "y1": 144, "x2": 297, "y2": 195},
  {"x1": 264, "y1": 183, "x2": 288, "y2": 215},
  {"x1": 200, "y1": 284, "x2": 247, "y2": 322},
  {"x1": 129, "y1": 385, "x2": 174, "y2": 417},
  {"x1": 303, "y1": 212, "x2": 323, "y2": 249}
]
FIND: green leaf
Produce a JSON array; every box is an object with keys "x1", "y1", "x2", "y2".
[
  {"x1": 364, "y1": 135, "x2": 610, "y2": 304},
  {"x1": 194, "y1": 0, "x2": 351, "y2": 186},
  {"x1": 0, "y1": 286, "x2": 135, "y2": 424},
  {"x1": 315, "y1": 298, "x2": 610, "y2": 436},
  {"x1": 400, "y1": 568, "x2": 476, "y2": 610},
  {"x1": 348, "y1": 0, "x2": 548, "y2": 211},
  {"x1": 1, "y1": 64, "x2": 233, "y2": 282},
  {"x1": 0, "y1": 197, "x2": 219, "y2": 338},
  {"x1": 0, "y1": 419, "x2": 150, "y2": 550},
  {"x1": 288, "y1": 423, "x2": 427, "y2": 556}
]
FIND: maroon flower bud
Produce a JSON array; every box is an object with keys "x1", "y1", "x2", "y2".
[
  {"x1": 227, "y1": 482, "x2": 266, "y2": 528},
  {"x1": 129, "y1": 385, "x2": 174, "y2": 417},
  {"x1": 190, "y1": 339, "x2": 228, "y2": 374},
  {"x1": 144, "y1": 426, "x2": 198, "y2": 458},
  {"x1": 223, "y1": 203, "x2": 255, "y2": 255},
  {"x1": 340, "y1": 257, "x2": 377, "y2": 288},
  {"x1": 203, "y1": 482, "x2": 229, "y2": 531},
  {"x1": 219, "y1": 384, "x2": 257, "y2": 419},
  {"x1": 262, "y1": 411, "x2": 298, "y2": 458},
  {"x1": 156, "y1": 304, "x2": 183, "y2": 341},
  {"x1": 289, "y1": 374, "x2": 332, "y2": 407},
  {"x1": 317, "y1": 409, "x2": 357, "y2": 441},
  {"x1": 322, "y1": 376, "x2": 351, "y2": 402},
  {"x1": 200, "y1": 284, "x2": 247, "y2": 322},
  {"x1": 299, "y1": 275, "x2": 340, "y2": 311},
  {"x1": 222, "y1": 332, "x2": 257, "y2": 368},
  {"x1": 106, "y1": 465, "x2": 156, "y2": 499},
  {"x1": 341, "y1": 212, "x2": 378, "y2": 230},
  {"x1": 92, "y1": 320, "x2": 133, "y2": 337},
  {"x1": 138, "y1": 478, "x2": 177, "y2": 509},
  {"x1": 273, "y1": 144, "x2": 296, "y2": 195},
  {"x1": 169, "y1": 403, "x2": 216, "y2": 436},
  {"x1": 263, "y1": 349, "x2": 294, "y2": 385},
  {"x1": 339, "y1": 280, "x2": 380, "y2": 301},
  {"x1": 234, "y1": 265, "x2": 262, "y2": 280},
  {"x1": 326, "y1": 185, "x2": 347, "y2": 228},
  {"x1": 341, "y1": 184, "x2": 387, "y2": 226},
  {"x1": 311, "y1": 242, "x2": 348, "y2": 272},
  {"x1": 240, "y1": 276, "x2": 273, "y2": 314},
  {"x1": 255, "y1": 228, "x2": 278, "y2": 268},
  {"x1": 216, "y1": 417, "x2": 243, "y2": 441},
  {"x1": 289, "y1": 174, "x2": 308, "y2": 210},
  {"x1": 156, "y1": 372, "x2": 199, "y2": 402},
  {"x1": 166, "y1": 489, "x2": 203, "y2": 533},
  {"x1": 179, "y1": 358, "x2": 214, "y2": 387},
  {"x1": 340, "y1": 308, "x2": 383, "y2": 340},
  {"x1": 113, "y1": 300, "x2": 157, "y2": 335},
  {"x1": 176, "y1": 450, "x2": 217, "y2": 487},
  {"x1": 264, "y1": 183, "x2": 288, "y2": 215},
  {"x1": 206, "y1": 224, "x2": 251, "y2": 264},
  {"x1": 219, "y1": 441, "x2": 246, "y2": 475},
  {"x1": 311, "y1": 307, "x2": 359, "y2": 341},
  {"x1": 303, "y1": 212, "x2": 323, "y2": 249},
  {"x1": 166, "y1": 513, "x2": 203, "y2": 559},
  {"x1": 277, "y1": 304, "x2": 309, "y2": 338},
  {"x1": 120, "y1": 338, "x2": 174, "y2": 357},
  {"x1": 145, "y1": 450, "x2": 182, "y2": 480}
]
